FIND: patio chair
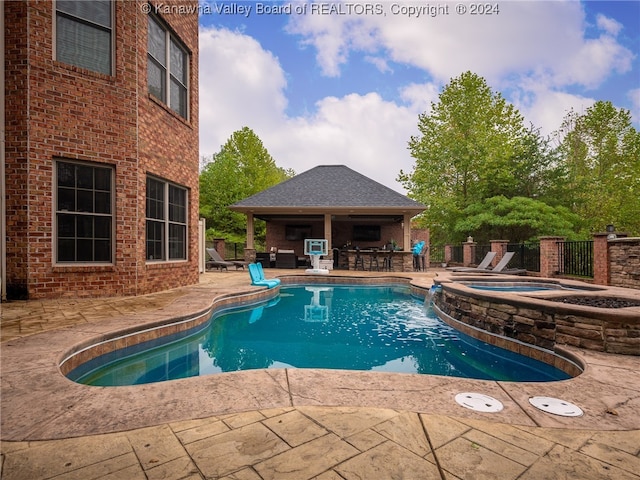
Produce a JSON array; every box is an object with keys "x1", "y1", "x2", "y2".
[
  {"x1": 205, "y1": 248, "x2": 235, "y2": 271},
  {"x1": 382, "y1": 249, "x2": 394, "y2": 271},
  {"x1": 206, "y1": 248, "x2": 249, "y2": 270},
  {"x1": 353, "y1": 247, "x2": 365, "y2": 270},
  {"x1": 477, "y1": 252, "x2": 526, "y2": 275},
  {"x1": 447, "y1": 251, "x2": 497, "y2": 272},
  {"x1": 248, "y1": 263, "x2": 281, "y2": 289}
]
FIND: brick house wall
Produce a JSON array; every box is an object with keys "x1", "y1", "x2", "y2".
[{"x1": 4, "y1": 1, "x2": 199, "y2": 299}]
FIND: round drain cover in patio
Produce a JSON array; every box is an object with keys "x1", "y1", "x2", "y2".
[
  {"x1": 529, "y1": 396, "x2": 583, "y2": 417},
  {"x1": 455, "y1": 392, "x2": 504, "y2": 413}
]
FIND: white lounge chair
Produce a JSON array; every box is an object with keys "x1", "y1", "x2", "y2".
[
  {"x1": 477, "y1": 252, "x2": 526, "y2": 275},
  {"x1": 448, "y1": 251, "x2": 497, "y2": 272}
]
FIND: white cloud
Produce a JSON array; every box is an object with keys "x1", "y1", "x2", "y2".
[
  {"x1": 274, "y1": 93, "x2": 418, "y2": 188},
  {"x1": 596, "y1": 13, "x2": 623, "y2": 36},
  {"x1": 199, "y1": 26, "x2": 418, "y2": 191},
  {"x1": 284, "y1": 2, "x2": 634, "y2": 90},
  {"x1": 550, "y1": 26, "x2": 634, "y2": 89},
  {"x1": 629, "y1": 88, "x2": 640, "y2": 124},
  {"x1": 198, "y1": 3, "x2": 638, "y2": 194},
  {"x1": 399, "y1": 82, "x2": 440, "y2": 114},
  {"x1": 198, "y1": 26, "x2": 288, "y2": 155},
  {"x1": 513, "y1": 87, "x2": 596, "y2": 137}
]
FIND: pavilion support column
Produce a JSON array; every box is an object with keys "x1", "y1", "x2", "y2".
[
  {"x1": 244, "y1": 214, "x2": 256, "y2": 262},
  {"x1": 403, "y1": 214, "x2": 411, "y2": 251},
  {"x1": 246, "y1": 213, "x2": 255, "y2": 249},
  {"x1": 324, "y1": 214, "x2": 332, "y2": 251}
]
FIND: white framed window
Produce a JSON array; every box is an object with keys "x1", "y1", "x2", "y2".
[
  {"x1": 146, "y1": 177, "x2": 188, "y2": 261},
  {"x1": 55, "y1": 0, "x2": 113, "y2": 75},
  {"x1": 147, "y1": 13, "x2": 189, "y2": 119},
  {"x1": 55, "y1": 160, "x2": 114, "y2": 263}
]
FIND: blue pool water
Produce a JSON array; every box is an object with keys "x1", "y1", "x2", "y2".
[
  {"x1": 468, "y1": 285, "x2": 558, "y2": 292},
  {"x1": 69, "y1": 285, "x2": 571, "y2": 386},
  {"x1": 463, "y1": 282, "x2": 584, "y2": 293}
]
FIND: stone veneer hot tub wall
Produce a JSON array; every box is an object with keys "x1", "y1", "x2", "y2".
[{"x1": 433, "y1": 275, "x2": 640, "y2": 356}]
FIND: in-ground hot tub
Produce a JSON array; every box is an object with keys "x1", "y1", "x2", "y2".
[
  {"x1": 460, "y1": 280, "x2": 596, "y2": 293},
  {"x1": 433, "y1": 274, "x2": 640, "y2": 356}
]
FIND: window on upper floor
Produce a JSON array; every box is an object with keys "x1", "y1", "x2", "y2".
[
  {"x1": 147, "y1": 13, "x2": 189, "y2": 119},
  {"x1": 55, "y1": 160, "x2": 114, "y2": 263},
  {"x1": 146, "y1": 177, "x2": 188, "y2": 261},
  {"x1": 55, "y1": 0, "x2": 113, "y2": 75}
]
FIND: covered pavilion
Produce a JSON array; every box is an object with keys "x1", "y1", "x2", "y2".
[{"x1": 229, "y1": 165, "x2": 426, "y2": 270}]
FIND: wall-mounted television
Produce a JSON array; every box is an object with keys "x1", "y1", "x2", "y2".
[
  {"x1": 352, "y1": 225, "x2": 381, "y2": 241},
  {"x1": 285, "y1": 225, "x2": 312, "y2": 241}
]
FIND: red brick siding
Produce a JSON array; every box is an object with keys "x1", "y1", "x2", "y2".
[
  {"x1": 137, "y1": 0, "x2": 200, "y2": 294},
  {"x1": 4, "y1": 1, "x2": 200, "y2": 299},
  {"x1": 539, "y1": 236, "x2": 565, "y2": 278},
  {"x1": 4, "y1": 1, "x2": 30, "y2": 297},
  {"x1": 592, "y1": 234, "x2": 610, "y2": 285}
]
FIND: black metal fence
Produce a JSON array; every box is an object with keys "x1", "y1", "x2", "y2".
[
  {"x1": 451, "y1": 245, "x2": 463, "y2": 263},
  {"x1": 224, "y1": 243, "x2": 246, "y2": 261},
  {"x1": 474, "y1": 244, "x2": 491, "y2": 265},
  {"x1": 507, "y1": 243, "x2": 540, "y2": 272},
  {"x1": 207, "y1": 242, "x2": 247, "y2": 261},
  {"x1": 430, "y1": 245, "x2": 445, "y2": 264},
  {"x1": 557, "y1": 240, "x2": 594, "y2": 277},
  {"x1": 217, "y1": 240, "x2": 588, "y2": 277}
]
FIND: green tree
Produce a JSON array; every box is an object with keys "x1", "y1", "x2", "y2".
[
  {"x1": 199, "y1": 127, "x2": 294, "y2": 244},
  {"x1": 399, "y1": 72, "x2": 553, "y2": 243},
  {"x1": 557, "y1": 101, "x2": 640, "y2": 235},
  {"x1": 455, "y1": 196, "x2": 581, "y2": 243}
]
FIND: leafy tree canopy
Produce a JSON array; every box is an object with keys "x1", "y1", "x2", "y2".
[
  {"x1": 455, "y1": 196, "x2": 581, "y2": 243},
  {"x1": 199, "y1": 127, "x2": 294, "y2": 244},
  {"x1": 556, "y1": 101, "x2": 640, "y2": 235},
  {"x1": 399, "y1": 71, "x2": 563, "y2": 243}
]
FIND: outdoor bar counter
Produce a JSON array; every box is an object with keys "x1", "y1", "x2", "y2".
[{"x1": 343, "y1": 249, "x2": 415, "y2": 272}]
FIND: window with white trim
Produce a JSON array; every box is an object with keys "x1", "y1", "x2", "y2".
[
  {"x1": 146, "y1": 177, "x2": 188, "y2": 261},
  {"x1": 56, "y1": 160, "x2": 114, "y2": 263},
  {"x1": 147, "y1": 13, "x2": 189, "y2": 119},
  {"x1": 55, "y1": 0, "x2": 113, "y2": 75}
]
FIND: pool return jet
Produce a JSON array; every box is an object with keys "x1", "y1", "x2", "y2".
[{"x1": 304, "y1": 239, "x2": 330, "y2": 275}]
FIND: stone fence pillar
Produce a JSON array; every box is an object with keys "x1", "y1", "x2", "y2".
[
  {"x1": 539, "y1": 236, "x2": 564, "y2": 278},
  {"x1": 490, "y1": 240, "x2": 509, "y2": 267},
  {"x1": 593, "y1": 233, "x2": 610, "y2": 285},
  {"x1": 444, "y1": 244, "x2": 453, "y2": 264},
  {"x1": 462, "y1": 240, "x2": 476, "y2": 267},
  {"x1": 212, "y1": 238, "x2": 226, "y2": 257}
]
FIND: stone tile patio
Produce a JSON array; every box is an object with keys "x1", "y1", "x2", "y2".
[{"x1": 1, "y1": 269, "x2": 639, "y2": 479}]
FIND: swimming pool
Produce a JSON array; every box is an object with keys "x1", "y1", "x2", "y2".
[{"x1": 67, "y1": 285, "x2": 571, "y2": 386}]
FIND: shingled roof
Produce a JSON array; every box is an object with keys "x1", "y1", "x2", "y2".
[{"x1": 230, "y1": 165, "x2": 425, "y2": 215}]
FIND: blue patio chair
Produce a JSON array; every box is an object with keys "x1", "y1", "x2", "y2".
[{"x1": 248, "y1": 263, "x2": 281, "y2": 288}]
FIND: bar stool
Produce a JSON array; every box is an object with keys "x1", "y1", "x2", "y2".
[
  {"x1": 368, "y1": 249, "x2": 380, "y2": 271},
  {"x1": 383, "y1": 251, "x2": 393, "y2": 271},
  {"x1": 353, "y1": 247, "x2": 365, "y2": 270}
]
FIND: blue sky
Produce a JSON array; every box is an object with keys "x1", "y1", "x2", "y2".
[{"x1": 198, "y1": 0, "x2": 640, "y2": 192}]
